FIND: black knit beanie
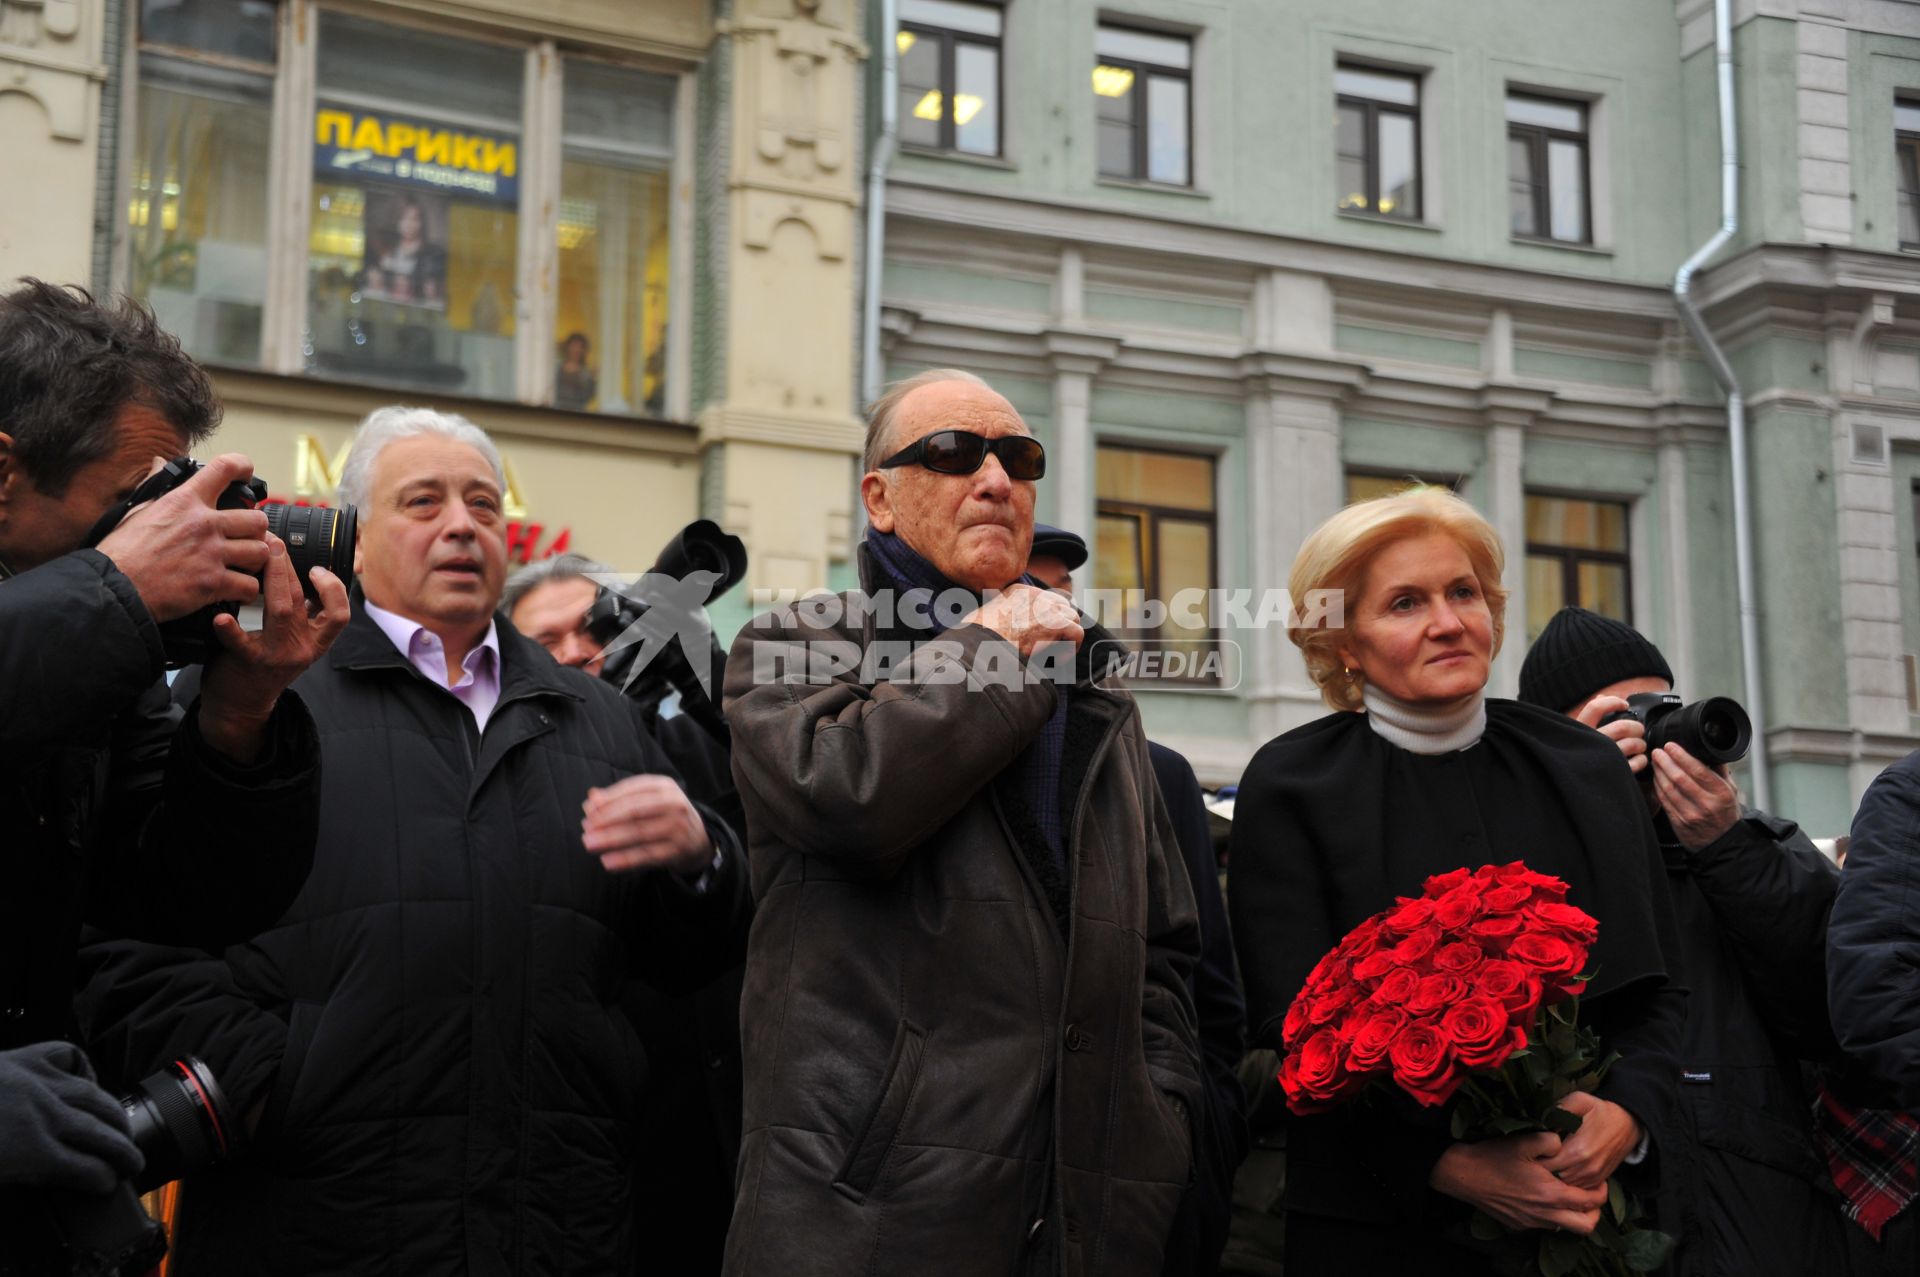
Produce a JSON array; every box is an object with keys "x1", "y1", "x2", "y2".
[{"x1": 1517, "y1": 607, "x2": 1673, "y2": 712}]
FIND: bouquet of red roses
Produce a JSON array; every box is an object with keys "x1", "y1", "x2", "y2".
[{"x1": 1277, "y1": 861, "x2": 1673, "y2": 1277}]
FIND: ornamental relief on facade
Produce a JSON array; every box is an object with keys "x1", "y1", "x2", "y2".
[
  {"x1": 0, "y1": 0, "x2": 80, "y2": 50},
  {"x1": 1, "y1": 0, "x2": 91, "y2": 143}
]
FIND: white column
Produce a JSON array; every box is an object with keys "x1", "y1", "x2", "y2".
[
  {"x1": 261, "y1": 0, "x2": 318, "y2": 375},
  {"x1": 1240, "y1": 356, "x2": 1359, "y2": 742},
  {"x1": 1657, "y1": 427, "x2": 1697, "y2": 695},
  {"x1": 1484, "y1": 420, "x2": 1527, "y2": 698}
]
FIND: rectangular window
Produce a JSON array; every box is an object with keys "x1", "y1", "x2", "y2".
[
  {"x1": 1094, "y1": 24, "x2": 1191, "y2": 186},
  {"x1": 1095, "y1": 445, "x2": 1218, "y2": 681},
  {"x1": 124, "y1": 7, "x2": 689, "y2": 417},
  {"x1": 1344, "y1": 471, "x2": 1460, "y2": 504},
  {"x1": 897, "y1": 0, "x2": 1002, "y2": 157},
  {"x1": 1524, "y1": 494, "x2": 1630, "y2": 643},
  {"x1": 1508, "y1": 93, "x2": 1590, "y2": 245},
  {"x1": 128, "y1": 0, "x2": 277, "y2": 366},
  {"x1": 308, "y1": 12, "x2": 523, "y2": 398},
  {"x1": 557, "y1": 62, "x2": 674, "y2": 416},
  {"x1": 1335, "y1": 64, "x2": 1420, "y2": 220},
  {"x1": 1897, "y1": 100, "x2": 1920, "y2": 249}
]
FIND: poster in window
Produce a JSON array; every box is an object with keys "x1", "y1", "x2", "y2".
[{"x1": 359, "y1": 189, "x2": 449, "y2": 310}]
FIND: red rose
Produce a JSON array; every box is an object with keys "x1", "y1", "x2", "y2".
[
  {"x1": 1469, "y1": 913, "x2": 1525, "y2": 946},
  {"x1": 1346, "y1": 1006, "x2": 1409, "y2": 1073},
  {"x1": 1529, "y1": 901, "x2": 1600, "y2": 944},
  {"x1": 1424, "y1": 867, "x2": 1474, "y2": 896},
  {"x1": 1474, "y1": 959, "x2": 1544, "y2": 1018},
  {"x1": 1433, "y1": 941, "x2": 1485, "y2": 976},
  {"x1": 1282, "y1": 994, "x2": 1311, "y2": 1046},
  {"x1": 1352, "y1": 949, "x2": 1398, "y2": 983},
  {"x1": 1337, "y1": 917, "x2": 1385, "y2": 958},
  {"x1": 1307, "y1": 980, "x2": 1361, "y2": 1026},
  {"x1": 1371, "y1": 966, "x2": 1420, "y2": 1007},
  {"x1": 1405, "y1": 973, "x2": 1469, "y2": 1018},
  {"x1": 1384, "y1": 896, "x2": 1437, "y2": 933},
  {"x1": 1389, "y1": 1022, "x2": 1462, "y2": 1107},
  {"x1": 1508, "y1": 932, "x2": 1582, "y2": 979},
  {"x1": 1432, "y1": 883, "x2": 1485, "y2": 930},
  {"x1": 1289, "y1": 1027, "x2": 1356, "y2": 1107},
  {"x1": 1302, "y1": 951, "x2": 1346, "y2": 992},
  {"x1": 1389, "y1": 925, "x2": 1443, "y2": 966},
  {"x1": 1481, "y1": 883, "x2": 1534, "y2": 914},
  {"x1": 1441, "y1": 997, "x2": 1528, "y2": 1069}
]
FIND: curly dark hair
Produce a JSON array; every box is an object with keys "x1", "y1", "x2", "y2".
[{"x1": 0, "y1": 278, "x2": 221, "y2": 496}]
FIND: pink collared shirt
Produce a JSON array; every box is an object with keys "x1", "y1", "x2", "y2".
[{"x1": 363, "y1": 599, "x2": 502, "y2": 731}]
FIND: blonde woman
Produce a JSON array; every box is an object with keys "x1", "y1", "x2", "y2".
[{"x1": 1227, "y1": 488, "x2": 1683, "y2": 1273}]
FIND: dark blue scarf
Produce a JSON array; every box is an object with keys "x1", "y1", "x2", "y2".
[{"x1": 865, "y1": 529, "x2": 1070, "y2": 868}]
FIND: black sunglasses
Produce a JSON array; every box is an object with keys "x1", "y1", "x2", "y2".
[{"x1": 877, "y1": 430, "x2": 1047, "y2": 480}]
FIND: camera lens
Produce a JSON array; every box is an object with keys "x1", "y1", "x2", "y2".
[
  {"x1": 1658, "y1": 696, "x2": 1752, "y2": 767},
  {"x1": 263, "y1": 502, "x2": 358, "y2": 600},
  {"x1": 120, "y1": 1057, "x2": 237, "y2": 1194}
]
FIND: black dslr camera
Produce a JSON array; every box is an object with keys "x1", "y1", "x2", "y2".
[
  {"x1": 1599, "y1": 691, "x2": 1753, "y2": 767},
  {"x1": 586, "y1": 519, "x2": 746, "y2": 744},
  {"x1": 26, "y1": 1058, "x2": 238, "y2": 1277},
  {"x1": 83, "y1": 457, "x2": 358, "y2": 667}
]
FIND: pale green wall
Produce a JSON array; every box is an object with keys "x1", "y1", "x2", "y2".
[
  {"x1": 888, "y1": 0, "x2": 1700, "y2": 287},
  {"x1": 1747, "y1": 405, "x2": 1848, "y2": 727}
]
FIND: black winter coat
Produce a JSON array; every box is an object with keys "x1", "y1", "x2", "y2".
[
  {"x1": 1148, "y1": 742, "x2": 1247, "y2": 1277},
  {"x1": 1653, "y1": 806, "x2": 1846, "y2": 1277},
  {"x1": 0, "y1": 549, "x2": 318, "y2": 1050},
  {"x1": 1830, "y1": 749, "x2": 1920, "y2": 1108},
  {"x1": 75, "y1": 604, "x2": 750, "y2": 1277}
]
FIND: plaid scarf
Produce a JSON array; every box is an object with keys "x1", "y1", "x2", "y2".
[
  {"x1": 864, "y1": 530, "x2": 1070, "y2": 870},
  {"x1": 1816, "y1": 1085, "x2": 1920, "y2": 1241}
]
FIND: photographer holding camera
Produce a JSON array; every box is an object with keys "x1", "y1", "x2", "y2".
[
  {"x1": 0, "y1": 282, "x2": 344, "y2": 1222},
  {"x1": 1519, "y1": 607, "x2": 1844, "y2": 1277}
]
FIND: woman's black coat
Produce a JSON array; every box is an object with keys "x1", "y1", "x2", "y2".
[{"x1": 1228, "y1": 700, "x2": 1685, "y2": 1268}]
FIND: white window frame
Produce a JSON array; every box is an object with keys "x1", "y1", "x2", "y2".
[{"x1": 116, "y1": 0, "x2": 694, "y2": 422}]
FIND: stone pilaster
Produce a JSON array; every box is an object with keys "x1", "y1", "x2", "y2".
[
  {"x1": 699, "y1": 0, "x2": 867, "y2": 597},
  {"x1": 0, "y1": 0, "x2": 103, "y2": 283}
]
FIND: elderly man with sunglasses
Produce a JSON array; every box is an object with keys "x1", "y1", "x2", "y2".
[{"x1": 720, "y1": 369, "x2": 1204, "y2": 1277}]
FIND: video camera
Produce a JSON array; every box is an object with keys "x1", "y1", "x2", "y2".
[
  {"x1": 83, "y1": 457, "x2": 358, "y2": 667},
  {"x1": 585, "y1": 519, "x2": 746, "y2": 744},
  {"x1": 29, "y1": 1057, "x2": 237, "y2": 1277},
  {"x1": 1599, "y1": 691, "x2": 1753, "y2": 768}
]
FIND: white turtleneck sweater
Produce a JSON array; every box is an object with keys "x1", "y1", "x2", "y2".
[{"x1": 1360, "y1": 683, "x2": 1488, "y2": 755}]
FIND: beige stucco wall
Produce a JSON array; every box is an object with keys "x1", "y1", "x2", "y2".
[
  {"x1": 3, "y1": 0, "x2": 870, "y2": 597},
  {"x1": 0, "y1": 0, "x2": 104, "y2": 287}
]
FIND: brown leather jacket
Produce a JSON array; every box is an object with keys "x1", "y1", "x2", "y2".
[{"x1": 721, "y1": 550, "x2": 1203, "y2": 1276}]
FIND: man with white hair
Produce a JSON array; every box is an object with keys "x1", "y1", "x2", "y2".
[{"x1": 76, "y1": 406, "x2": 750, "y2": 1276}]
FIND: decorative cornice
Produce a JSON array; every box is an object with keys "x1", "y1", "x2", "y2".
[
  {"x1": 697, "y1": 403, "x2": 865, "y2": 454},
  {"x1": 1237, "y1": 351, "x2": 1369, "y2": 401},
  {"x1": 1042, "y1": 328, "x2": 1122, "y2": 376},
  {"x1": 1767, "y1": 724, "x2": 1920, "y2": 767}
]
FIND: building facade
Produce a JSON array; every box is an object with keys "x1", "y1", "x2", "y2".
[
  {"x1": 0, "y1": 0, "x2": 869, "y2": 633},
  {"x1": 875, "y1": 0, "x2": 1920, "y2": 833}
]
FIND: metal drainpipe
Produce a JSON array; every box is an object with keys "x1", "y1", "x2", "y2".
[
  {"x1": 861, "y1": 0, "x2": 899, "y2": 411},
  {"x1": 1673, "y1": 0, "x2": 1770, "y2": 810}
]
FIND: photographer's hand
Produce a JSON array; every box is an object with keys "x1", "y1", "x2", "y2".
[
  {"x1": 96, "y1": 453, "x2": 270, "y2": 623},
  {"x1": 1575, "y1": 694, "x2": 1649, "y2": 776},
  {"x1": 582, "y1": 774, "x2": 713, "y2": 876},
  {"x1": 197, "y1": 534, "x2": 350, "y2": 765},
  {"x1": 0, "y1": 1043, "x2": 142, "y2": 1194},
  {"x1": 1651, "y1": 744, "x2": 1741, "y2": 850}
]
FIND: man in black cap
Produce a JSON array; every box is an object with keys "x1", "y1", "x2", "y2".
[
  {"x1": 1025, "y1": 523, "x2": 1248, "y2": 1277},
  {"x1": 1519, "y1": 608, "x2": 1848, "y2": 1277}
]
